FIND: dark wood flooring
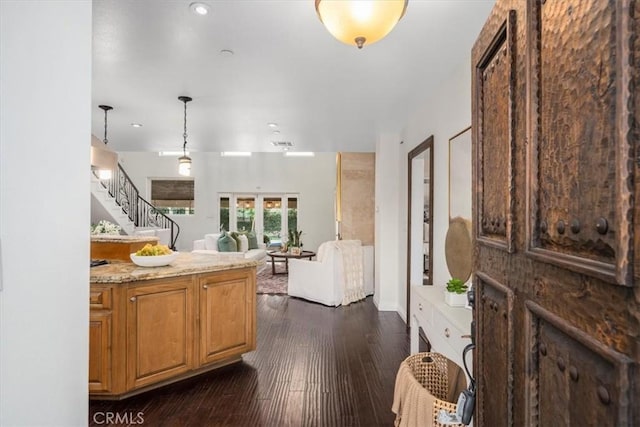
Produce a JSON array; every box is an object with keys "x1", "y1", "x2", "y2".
[{"x1": 89, "y1": 295, "x2": 410, "y2": 426}]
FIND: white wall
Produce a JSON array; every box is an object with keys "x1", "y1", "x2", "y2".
[
  {"x1": 390, "y1": 60, "x2": 475, "y2": 317},
  {"x1": 0, "y1": 2, "x2": 91, "y2": 426},
  {"x1": 117, "y1": 152, "x2": 337, "y2": 252}
]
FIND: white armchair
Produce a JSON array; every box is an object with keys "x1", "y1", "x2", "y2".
[{"x1": 288, "y1": 240, "x2": 374, "y2": 307}]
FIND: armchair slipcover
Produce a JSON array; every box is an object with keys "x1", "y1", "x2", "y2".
[{"x1": 288, "y1": 240, "x2": 374, "y2": 307}]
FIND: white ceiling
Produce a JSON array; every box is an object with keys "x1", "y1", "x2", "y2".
[{"x1": 92, "y1": 0, "x2": 495, "y2": 154}]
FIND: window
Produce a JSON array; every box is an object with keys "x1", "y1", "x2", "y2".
[{"x1": 150, "y1": 179, "x2": 194, "y2": 215}]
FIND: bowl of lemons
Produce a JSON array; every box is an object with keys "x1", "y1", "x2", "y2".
[{"x1": 130, "y1": 244, "x2": 178, "y2": 267}]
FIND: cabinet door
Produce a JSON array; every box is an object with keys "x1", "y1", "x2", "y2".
[
  {"x1": 199, "y1": 268, "x2": 256, "y2": 366},
  {"x1": 89, "y1": 311, "x2": 111, "y2": 393},
  {"x1": 126, "y1": 277, "x2": 195, "y2": 390}
]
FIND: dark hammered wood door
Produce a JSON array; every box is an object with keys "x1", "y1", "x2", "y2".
[{"x1": 471, "y1": 1, "x2": 638, "y2": 426}]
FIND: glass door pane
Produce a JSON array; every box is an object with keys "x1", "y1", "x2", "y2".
[
  {"x1": 287, "y1": 195, "x2": 298, "y2": 237},
  {"x1": 263, "y1": 197, "x2": 282, "y2": 248},
  {"x1": 235, "y1": 196, "x2": 255, "y2": 232},
  {"x1": 219, "y1": 196, "x2": 230, "y2": 232}
]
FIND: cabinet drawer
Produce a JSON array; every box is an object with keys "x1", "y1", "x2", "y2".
[
  {"x1": 432, "y1": 307, "x2": 470, "y2": 361},
  {"x1": 90, "y1": 288, "x2": 112, "y2": 309}
]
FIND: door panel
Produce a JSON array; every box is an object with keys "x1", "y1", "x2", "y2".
[
  {"x1": 474, "y1": 9, "x2": 516, "y2": 252},
  {"x1": 472, "y1": 1, "x2": 638, "y2": 425},
  {"x1": 476, "y1": 273, "x2": 514, "y2": 427},
  {"x1": 526, "y1": 0, "x2": 635, "y2": 286},
  {"x1": 526, "y1": 301, "x2": 634, "y2": 426}
]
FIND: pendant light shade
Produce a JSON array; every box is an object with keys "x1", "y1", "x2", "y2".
[
  {"x1": 178, "y1": 96, "x2": 193, "y2": 176},
  {"x1": 91, "y1": 105, "x2": 118, "y2": 180},
  {"x1": 315, "y1": 0, "x2": 408, "y2": 49}
]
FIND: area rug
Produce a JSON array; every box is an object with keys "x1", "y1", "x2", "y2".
[{"x1": 256, "y1": 263, "x2": 288, "y2": 295}]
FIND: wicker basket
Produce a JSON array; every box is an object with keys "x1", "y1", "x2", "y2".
[{"x1": 402, "y1": 352, "x2": 464, "y2": 427}]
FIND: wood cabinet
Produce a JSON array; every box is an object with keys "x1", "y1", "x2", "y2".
[
  {"x1": 89, "y1": 266, "x2": 256, "y2": 399},
  {"x1": 199, "y1": 269, "x2": 256, "y2": 366},
  {"x1": 126, "y1": 276, "x2": 195, "y2": 390}
]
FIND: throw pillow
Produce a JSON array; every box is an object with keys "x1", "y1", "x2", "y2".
[
  {"x1": 230, "y1": 232, "x2": 242, "y2": 252},
  {"x1": 204, "y1": 233, "x2": 222, "y2": 250},
  {"x1": 217, "y1": 231, "x2": 237, "y2": 252},
  {"x1": 247, "y1": 231, "x2": 259, "y2": 250},
  {"x1": 238, "y1": 235, "x2": 249, "y2": 253}
]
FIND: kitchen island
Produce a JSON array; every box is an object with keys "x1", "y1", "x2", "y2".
[{"x1": 89, "y1": 252, "x2": 258, "y2": 399}]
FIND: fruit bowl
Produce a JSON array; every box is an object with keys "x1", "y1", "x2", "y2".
[{"x1": 130, "y1": 252, "x2": 178, "y2": 267}]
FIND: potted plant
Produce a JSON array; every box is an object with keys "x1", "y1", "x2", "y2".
[
  {"x1": 444, "y1": 278, "x2": 469, "y2": 307},
  {"x1": 288, "y1": 229, "x2": 303, "y2": 255}
]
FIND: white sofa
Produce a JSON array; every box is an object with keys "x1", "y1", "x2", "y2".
[{"x1": 192, "y1": 233, "x2": 267, "y2": 262}]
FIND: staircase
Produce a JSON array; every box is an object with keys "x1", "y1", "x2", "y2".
[{"x1": 91, "y1": 164, "x2": 180, "y2": 249}]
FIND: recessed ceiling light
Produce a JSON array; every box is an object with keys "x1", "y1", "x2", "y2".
[
  {"x1": 267, "y1": 123, "x2": 278, "y2": 129},
  {"x1": 189, "y1": 2, "x2": 210, "y2": 16},
  {"x1": 130, "y1": 123, "x2": 143, "y2": 128},
  {"x1": 272, "y1": 130, "x2": 281, "y2": 135},
  {"x1": 220, "y1": 49, "x2": 234, "y2": 57}
]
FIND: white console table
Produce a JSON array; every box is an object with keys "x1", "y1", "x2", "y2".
[{"x1": 410, "y1": 285, "x2": 473, "y2": 372}]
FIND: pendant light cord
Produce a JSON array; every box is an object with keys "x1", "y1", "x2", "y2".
[
  {"x1": 103, "y1": 108, "x2": 109, "y2": 145},
  {"x1": 183, "y1": 99, "x2": 188, "y2": 155}
]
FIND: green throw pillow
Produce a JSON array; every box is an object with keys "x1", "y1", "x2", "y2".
[
  {"x1": 218, "y1": 231, "x2": 237, "y2": 252},
  {"x1": 230, "y1": 231, "x2": 242, "y2": 251},
  {"x1": 247, "y1": 231, "x2": 259, "y2": 250}
]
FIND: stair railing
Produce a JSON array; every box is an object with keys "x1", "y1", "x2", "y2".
[{"x1": 97, "y1": 164, "x2": 180, "y2": 249}]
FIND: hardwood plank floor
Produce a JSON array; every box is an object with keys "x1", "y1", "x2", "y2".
[{"x1": 89, "y1": 295, "x2": 409, "y2": 426}]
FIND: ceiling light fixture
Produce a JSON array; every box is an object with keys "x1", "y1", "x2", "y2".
[
  {"x1": 189, "y1": 2, "x2": 210, "y2": 16},
  {"x1": 178, "y1": 96, "x2": 193, "y2": 176},
  {"x1": 221, "y1": 152, "x2": 252, "y2": 157},
  {"x1": 315, "y1": 0, "x2": 408, "y2": 49},
  {"x1": 267, "y1": 123, "x2": 278, "y2": 129},
  {"x1": 90, "y1": 105, "x2": 118, "y2": 180},
  {"x1": 159, "y1": 151, "x2": 190, "y2": 157},
  {"x1": 130, "y1": 123, "x2": 143, "y2": 128},
  {"x1": 284, "y1": 152, "x2": 315, "y2": 157}
]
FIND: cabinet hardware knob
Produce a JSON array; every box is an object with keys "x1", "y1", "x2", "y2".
[
  {"x1": 418, "y1": 303, "x2": 423, "y2": 311},
  {"x1": 444, "y1": 328, "x2": 450, "y2": 338},
  {"x1": 129, "y1": 297, "x2": 136, "y2": 302},
  {"x1": 203, "y1": 285, "x2": 208, "y2": 289},
  {"x1": 596, "y1": 218, "x2": 608, "y2": 235},
  {"x1": 461, "y1": 334, "x2": 472, "y2": 339}
]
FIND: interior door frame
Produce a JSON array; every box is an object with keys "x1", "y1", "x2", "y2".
[{"x1": 407, "y1": 135, "x2": 434, "y2": 321}]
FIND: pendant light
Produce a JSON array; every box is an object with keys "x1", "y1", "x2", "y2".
[
  {"x1": 90, "y1": 105, "x2": 118, "y2": 180},
  {"x1": 315, "y1": 0, "x2": 408, "y2": 49},
  {"x1": 178, "y1": 96, "x2": 193, "y2": 176}
]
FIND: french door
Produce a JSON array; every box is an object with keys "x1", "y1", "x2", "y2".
[{"x1": 219, "y1": 193, "x2": 298, "y2": 247}]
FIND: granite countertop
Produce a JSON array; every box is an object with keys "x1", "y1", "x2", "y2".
[
  {"x1": 90, "y1": 252, "x2": 259, "y2": 284},
  {"x1": 91, "y1": 235, "x2": 159, "y2": 244}
]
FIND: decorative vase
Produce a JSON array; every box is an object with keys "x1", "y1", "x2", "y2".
[{"x1": 444, "y1": 290, "x2": 468, "y2": 307}]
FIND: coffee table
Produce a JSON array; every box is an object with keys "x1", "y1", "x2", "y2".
[{"x1": 267, "y1": 250, "x2": 316, "y2": 275}]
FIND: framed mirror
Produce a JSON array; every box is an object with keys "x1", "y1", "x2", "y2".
[
  {"x1": 406, "y1": 135, "x2": 434, "y2": 320},
  {"x1": 448, "y1": 126, "x2": 472, "y2": 221}
]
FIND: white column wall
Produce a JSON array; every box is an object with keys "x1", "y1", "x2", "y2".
[
  {"x1": 374, "y1": 135, "x2": 402, "y2": 313},
  {"x1": 0, "y1": 1, "x2": 91, "y2": 425}
]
